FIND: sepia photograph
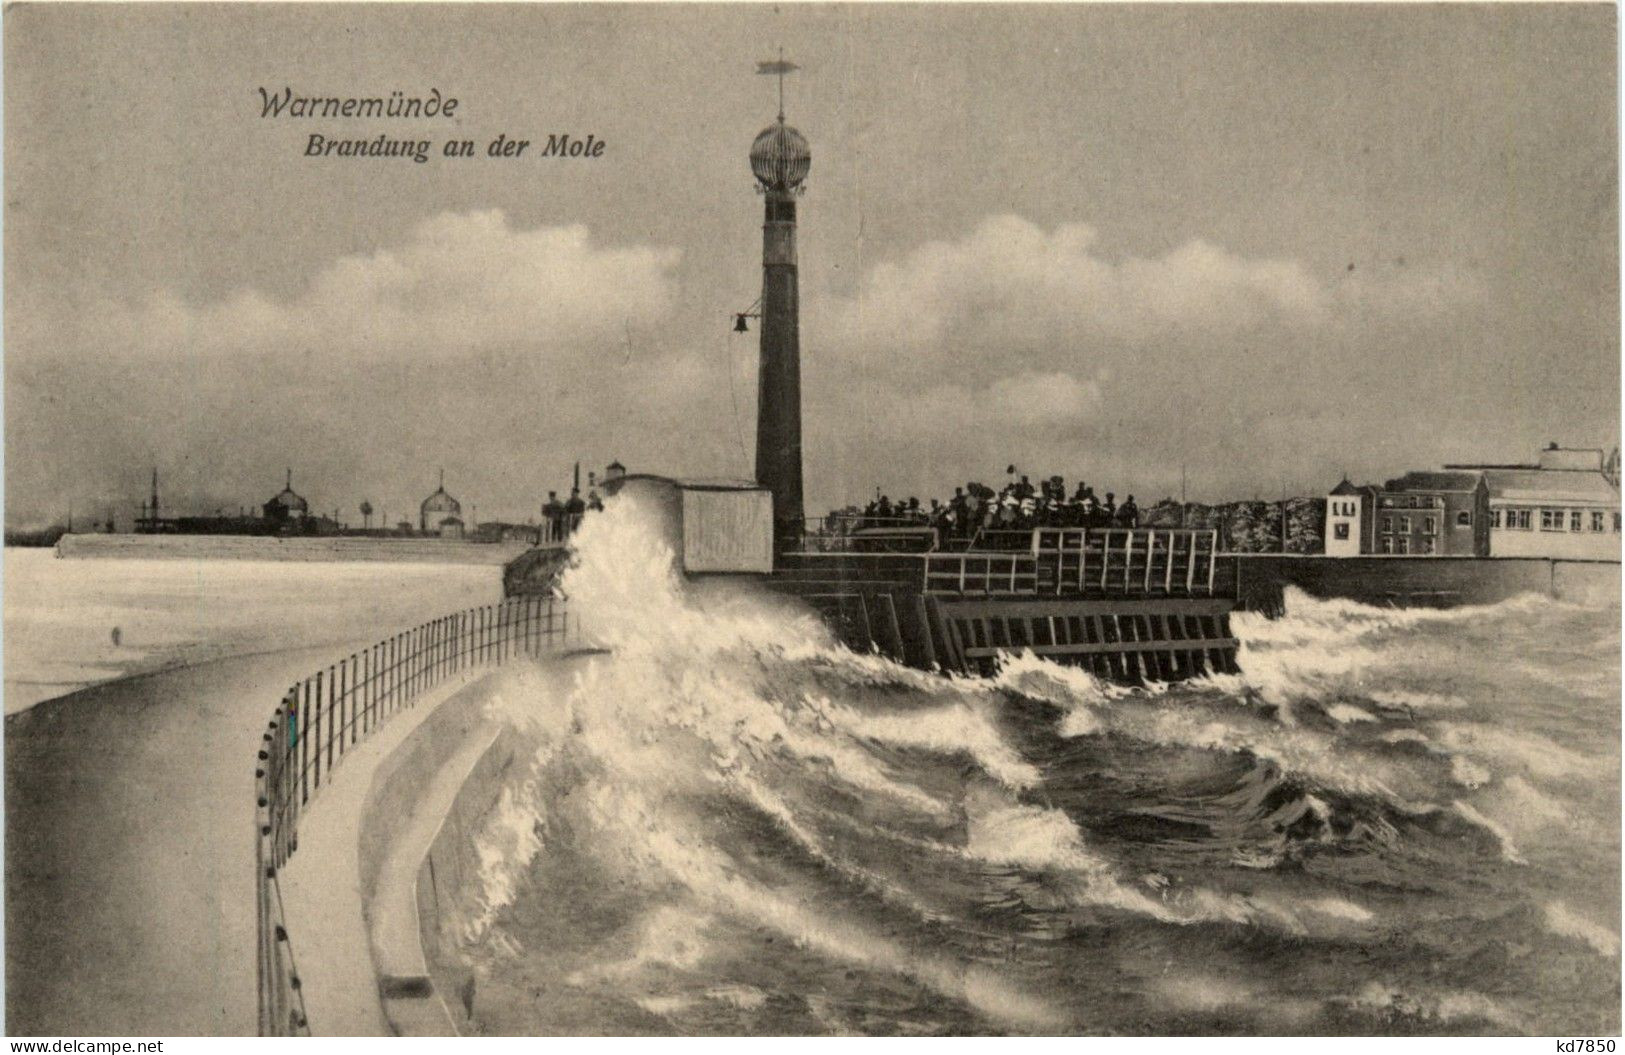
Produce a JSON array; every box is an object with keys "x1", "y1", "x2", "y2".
[{"x1": 2, "y1": 0, "x2": 1620, "y2": 1040}]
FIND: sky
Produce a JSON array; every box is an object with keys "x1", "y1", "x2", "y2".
[{"x1": 4, "y1": 3, "x2": 1618, "y2": 529}]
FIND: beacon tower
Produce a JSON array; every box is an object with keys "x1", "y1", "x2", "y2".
[{"x1": 749, "y1": 85, "x2": 811, "y2": 543}]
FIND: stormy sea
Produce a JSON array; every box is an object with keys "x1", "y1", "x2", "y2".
[{"x1": 444, "y1": 499, "x2": 1620, "y2": 1036}]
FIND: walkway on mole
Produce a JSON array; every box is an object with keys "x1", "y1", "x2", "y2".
[{"x1": 5, "y1": 637, "x2": 404, "y2": 1036}]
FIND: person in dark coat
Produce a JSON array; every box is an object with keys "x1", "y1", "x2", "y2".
[{"x1": 564, "y1": 488, "x2": 587, "y2": 537}]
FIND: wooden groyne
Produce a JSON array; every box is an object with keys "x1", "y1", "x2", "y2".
[{"x1": 768, "y1": 528, "x2": 1242, "y2": 681}]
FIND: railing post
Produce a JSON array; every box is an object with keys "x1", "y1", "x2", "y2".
[
  {"x1": 312, "y1": 669, "x2": 325, "y2": 791},
  {"x1": 308, "y1": 674, "x2": 321, "y2": 796},
  {"x1": 336, "y1": 658, "x2": 347, "y2": 753},
  {"x1": 350, "y1": 654, "x2": 360, "y2": 745},
  {"x1": 255, "y1": 768, "x2": 270, "y2": 1036},
  {"x1": 299, "y1": 679, "x2": 311, "y2": 805},
  {"x1": 326, "y1": 664, "x2": 338, "y2": 773}
]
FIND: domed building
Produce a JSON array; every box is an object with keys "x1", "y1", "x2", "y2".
[
  {"x1": 420, "y1": 470, "x2": 464, "y2": 538},
  {"x1": 262, "y1": 469, "x2": 308, "y2": 525}
]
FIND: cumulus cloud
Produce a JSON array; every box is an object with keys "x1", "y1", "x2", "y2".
[
  {"x1": 69, "y1": 210, "x2": 683, "y2": 361},
  {"x1": 905, "y1": 370, "x2": 1103, "y2": 429},
  {"x1": 799, "y1": 213, "x2": 1486, "y2": 506},
  {"x1": 812, "y1": 214, "x2": 1480, "y2": 372},
  {"x1": 4, "y1": 211, "x2": 707, "y2": 526}
]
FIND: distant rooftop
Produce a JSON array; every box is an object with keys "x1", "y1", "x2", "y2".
[
  {"x1": 1446, "y1": 444, "x2": 1609, "y2": 473},
  {"x1": 610, "y1": 472, "x2": 764, "y2": 492},
  {"x1": 1383, "y1": 470, "x2": 1484, "y2": 494},
  {"x1": 1477, "y1": 468, "x2": 1619, "y2": 504}
]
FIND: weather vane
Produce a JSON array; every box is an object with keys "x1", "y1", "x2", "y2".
[{"x1": 756, "y1": 47, "x2": 800, "y2": 121}]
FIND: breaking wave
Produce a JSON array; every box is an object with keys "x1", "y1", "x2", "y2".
[{"x1": 446, "y1": 496, "x2": 1619, "y2": 1036}]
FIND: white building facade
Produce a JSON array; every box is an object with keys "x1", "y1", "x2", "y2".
[
  {"x1": 1449, "y1": 447, "x2": 1621, "y2": 560},
  {"x1": 1324, "y1": 480, "x2": 1373, "y2": 556}
]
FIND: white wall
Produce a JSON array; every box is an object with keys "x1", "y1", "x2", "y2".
[
  {"x1": 1324, "y1": 495, "x2": 1363, "y2": 557},
  {"x1": 1491, "y1": 504, "x2": 1620, "y2": 559},
  {"x1": 683, "y1": 489, "x2": 774, "y2": 573}
]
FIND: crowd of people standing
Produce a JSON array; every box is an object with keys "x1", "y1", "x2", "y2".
[{"x1": 846, "y1": 467, "x2": 1141, "y2": 543}]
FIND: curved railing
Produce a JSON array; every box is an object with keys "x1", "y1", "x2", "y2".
[{"x1": 253, "y1": 595, "x2": 577, "y2": 1035}]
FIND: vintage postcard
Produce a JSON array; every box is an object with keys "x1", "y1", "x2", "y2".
[{"x1": 3, "y1": 1, "x2": 1619, "y2": 1041}]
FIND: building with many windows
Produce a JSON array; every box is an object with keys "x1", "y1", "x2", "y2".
[
  {"x1": 1446, "y1": 446, "x2": 1620, "y2": 559},
  {"x1": 1374, "y1": 471, "x2": 1491, "y2": 556}
]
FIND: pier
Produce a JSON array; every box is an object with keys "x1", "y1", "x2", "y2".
[{"x1": 766, "y1": 526, "x2": 1240, "y2": 680}]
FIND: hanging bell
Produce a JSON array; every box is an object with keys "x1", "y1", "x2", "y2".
[{"x1": 733, "y1": 314, "x2": 750, "y2": 333}]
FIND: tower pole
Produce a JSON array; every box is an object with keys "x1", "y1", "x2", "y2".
[{"x1": 751, "y1": 55, "x2": 809, "y2": 546}]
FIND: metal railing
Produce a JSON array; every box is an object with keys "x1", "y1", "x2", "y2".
[
  {"x1": 923, "y1": 551, "x2": 1040, "y2": 594},
  {"x1": 923, "y1": 528, "x2": 1219, "y2": 597},
  {"x1": 254, "y1": 595, "x2": 579, "y2": 1035}
]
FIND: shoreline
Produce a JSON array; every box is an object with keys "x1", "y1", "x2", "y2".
[
  {"x1": 48, "y1": 533, "x2": 531, "y2": 565},
  {"x1": 3, "y1": 549, "x2": 510, "y2": 715}
]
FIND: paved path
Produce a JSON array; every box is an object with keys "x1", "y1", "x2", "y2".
[
  {"x1": 5, "y1": 638, "x2": 402, "y2": 1036},
  {"x1": 277, "y1": 676, "x2": 492, "y2": 1037}
]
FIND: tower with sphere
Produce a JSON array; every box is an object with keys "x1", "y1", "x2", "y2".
[{"x1": 749, "y1": 64, "x2": 811, "y2": 543}]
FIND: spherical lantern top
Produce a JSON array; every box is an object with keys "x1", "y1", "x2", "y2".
[{"x1": 750, "y1": 120, "x2": 811, "y2": 193}]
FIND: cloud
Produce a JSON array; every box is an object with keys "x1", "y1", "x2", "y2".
[
  {"x1": 798, "y1": 214, "x2": 1487, "y2": 506},
  {"x1": 65, "y1": 209, "x2": 683, "y2": 362},
  {"x1": 5, "y1": 211, "x2": 708, "y2": 526},
  {"x1": 904, "y1": 370, "x2": 1103, "y2": 429},
  {"x1": 812, "y1": 214, "x2": 1480, "y2": 374}
]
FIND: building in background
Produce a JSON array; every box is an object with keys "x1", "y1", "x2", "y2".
[
  {"x1": 1446, "y1": 445, "x2": 1620, "y2": 559},
  {"x1": 1374, "y1": 471, "x2": 1490, "y2": 556},
  {"x1": 420, "y1": 470, "x2": 464, "y2": 537},
  {"x1": 1324, "y1": 479, "x2": 1378, "y2": 556},
  {"x1": 261, "y1": 469, "x2": 309, "y2": 527}
]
